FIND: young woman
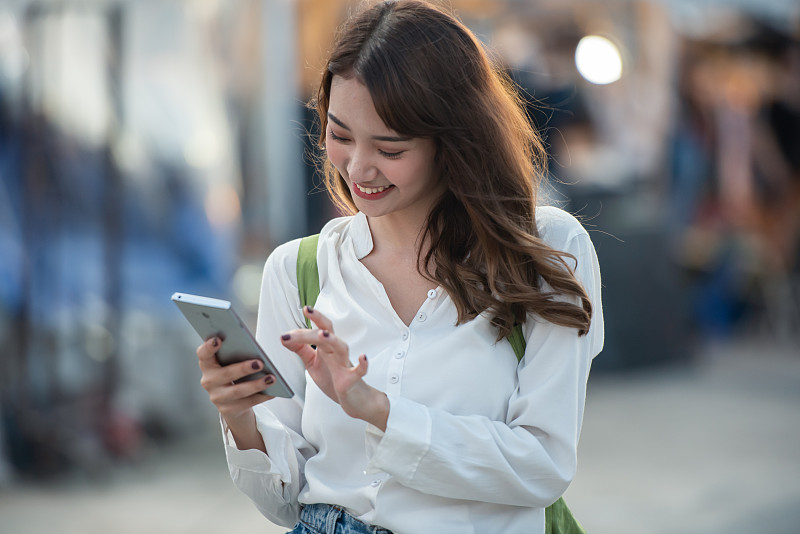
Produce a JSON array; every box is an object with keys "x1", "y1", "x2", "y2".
[{"x1": 196, "y1": 1, "x2": 604, "y2": 533}]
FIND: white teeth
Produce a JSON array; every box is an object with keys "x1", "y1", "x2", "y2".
[{"x1": 355, "y1": 183, "x2": 390, "y2": 195}]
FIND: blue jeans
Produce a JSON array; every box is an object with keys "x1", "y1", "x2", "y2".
[{"x1": 288, "y1": 503, "x2": 394, "y2": 534}]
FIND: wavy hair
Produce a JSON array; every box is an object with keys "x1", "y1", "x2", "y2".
[{"x1": 311, "y1": 0, "x2": 591, "y2": 340}]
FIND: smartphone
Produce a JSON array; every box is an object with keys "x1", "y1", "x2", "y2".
[{"x1": 171, "y1": 292, "x2": 293, "y2": 398}]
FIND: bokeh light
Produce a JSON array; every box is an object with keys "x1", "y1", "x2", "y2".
[{"x1": 575, "y1": 35, "x2": 623, "y2": 85}]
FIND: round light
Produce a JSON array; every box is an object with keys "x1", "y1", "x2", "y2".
[{"x1": 575, "y1": 35, "x2": 623, "y2": 85}]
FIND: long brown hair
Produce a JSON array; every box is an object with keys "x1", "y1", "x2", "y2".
[{"x1": 312, "y1": 0, "x2": 591, "y2": 340}]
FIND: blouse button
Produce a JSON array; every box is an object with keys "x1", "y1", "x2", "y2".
[
  {"x1": 371, "y1": 480, "x2": 381, "y2": 487},
  {"x1": 402, "y1": 331, "x2": 409, "y2": 340},
  {"x1": 389, "y1": 374, "x2": 399, "y2": 384},
  {"x1": 427, "y1": 289, "x2": 437, "y2": 299},
  {"x1": 394, "y1": 350, "x2": 405, "y2": 359},
  {"x1": 416, "y1": 312, "x2": 427, "y2": 322}
]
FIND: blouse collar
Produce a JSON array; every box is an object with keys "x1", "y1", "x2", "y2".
[{"x1": 349, "y1": 211, "x2": 373, "y2": 260}]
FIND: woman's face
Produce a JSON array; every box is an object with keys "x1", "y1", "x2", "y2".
[{"x1": 325, "y1": 75, "x2": 443, "y2": 224}]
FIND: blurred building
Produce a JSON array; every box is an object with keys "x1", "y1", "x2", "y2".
[{"x1": 0, "y1": 0, "x2": 798, "y2": 483}]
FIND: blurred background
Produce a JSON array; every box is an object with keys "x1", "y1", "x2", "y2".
[{"x1": 0, "y1": 0, "x2": 798, "y2": 532}]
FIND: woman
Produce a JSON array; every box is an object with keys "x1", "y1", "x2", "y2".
[{"x1": 196, "y1": 1, "x2": 604, "y2": 533}]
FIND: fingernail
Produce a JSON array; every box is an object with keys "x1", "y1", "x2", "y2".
[
  {"x1": 281, "y1": 334, "x2": 291, "y2": 341},
  {"x1": 264, "y1": 375, "x2": 275, "y2": 384},
  {"x1": 251, "y1": 361, "x2": 261, "y2": 370},
  {"x1": 211, "y1": 337, "x2": 219, "y2": 347},
  {"x1": 322, "y1": 330, "x2": 330, "y2": 338},
  {"x1": 306, "y1": 305, "x2": 314, "y2": 313}
]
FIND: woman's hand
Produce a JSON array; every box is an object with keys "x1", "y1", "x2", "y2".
[
  {"x1": 280, "y1": 306, "x2": 389, "y2": 430},
  {"x1": 196, "y1": 337, "x2": 275, "y2": 451}
]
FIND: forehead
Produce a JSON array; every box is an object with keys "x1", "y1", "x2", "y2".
[{"x1": 329, "y1": 76, "x2": 393, "y2": 132}]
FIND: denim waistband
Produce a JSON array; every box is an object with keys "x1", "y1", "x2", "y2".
[{"x1": 299, "y1": 503, "x2": 394, "y2": 534}]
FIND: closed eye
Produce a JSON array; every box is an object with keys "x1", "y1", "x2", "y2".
[
  {"x1": 329, "y1": 129, "x2": 349, "y2": 142},
  {"x1": 378, "y1": 149, "x2": 404, "y2": 159},
  {"x1": 330, "y1": 128, "x2": 405, "y2": 159}
]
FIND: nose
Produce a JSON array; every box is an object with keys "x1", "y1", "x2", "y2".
[{"x1": 346, "y1": 146, "x2": 376, "y2": 182}]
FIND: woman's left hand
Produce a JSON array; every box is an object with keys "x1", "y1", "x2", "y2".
[{"x1": 280, "y1": 306, "x2": 389, "y2": 430}]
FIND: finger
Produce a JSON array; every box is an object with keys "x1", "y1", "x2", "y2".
[
  {"x1": 280, "y1": 332, "x2": 321, "y2": 368},
  {"x1": 238, "y1": 373, "x2": 279, "y2": 401},
  {"x1": 314, "y1": 330, "x2": 352, "y2": 367},
  {"x1": 294, "y1": 344, "x2": 320, "y2": 369},
  {"x1": 213, "y1": 388, "x2": 274, "y2": 411},
  {"x1": 196, "y1": 337, "x2": 222, "y2": 369},
  {"x1": 353, "y1": 353, "x2": 369, "y2": 379},
  {"x1": 280, "y1": 329, "x2": 325, "y2": 350},
  {"x1": 210, "y1": 374, "x2": 277, "y2": 405},
  {"x1": 216, "y1": 358, "x2": 267, "y2": 385},
  {"x1": 303, "y1": 306, "x2": 334, "y2": 333}
]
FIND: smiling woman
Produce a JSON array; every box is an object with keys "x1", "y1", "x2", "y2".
[
  {"x1": 324, "y1": 76, "x2": 443, "y2": 224},
  {"x1": 192, "y1": 2, "x2": 605, "y2": 534}
]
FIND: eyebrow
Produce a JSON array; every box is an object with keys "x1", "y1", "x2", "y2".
[{"x1": 328, "y1": 112, "x2": 412, "y2": 142}]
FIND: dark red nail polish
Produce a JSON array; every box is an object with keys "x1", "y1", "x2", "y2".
[
  {"x1": 281, "y1": 334, "x2": 291, "y2": 341},
  {"x1": 306, "y1": 305, "x2": 314, "y2": 313},
  {"x1": 211, "y1": 337, "x2": 219, "y2": 347},
  {"x1": 264, "y1": 375, "x2": 275, "y2": 384},
  {"x1": 322, "y1": 330, "x2": 330, "y2": 338},
  {"x1": 251, "y1": 361, "x2": 260, "y2": 370}
]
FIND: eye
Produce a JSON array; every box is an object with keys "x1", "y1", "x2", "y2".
[
  {"x1": 328, "y1": 129, "x2": 350, "y2": 143},
  {"x1": 378, "y1": 149, "x2": 405, "y2": 159}
]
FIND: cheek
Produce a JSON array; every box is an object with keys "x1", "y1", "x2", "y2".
[
  {"x1": 406, "y1": 155, "x2": 437, "y2": 187},
  {"x1": 325, "y1": 141, "x2": 347, "y2": 175}
]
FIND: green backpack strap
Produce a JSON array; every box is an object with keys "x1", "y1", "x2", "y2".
[
  {"x1": 294, "y1": 232, "x2": 585, "y2": 534},
  {"x1": 297, "y1": 234, "x2": 320, "y2": 328},
  {"x1": 508, "y1": 323, "x2": 526, "y2": 362},
  {"x1": 546, "y1": 497, "x2": 587, "y2": 534}
]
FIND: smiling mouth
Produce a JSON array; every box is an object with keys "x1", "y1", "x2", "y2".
[{"x1": 355, "y1": 183, "x2": 393, "y2": 195}]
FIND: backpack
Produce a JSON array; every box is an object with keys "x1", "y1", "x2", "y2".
[{"x1": 296, "y1": 234, "x2": 586, "y2": 534}]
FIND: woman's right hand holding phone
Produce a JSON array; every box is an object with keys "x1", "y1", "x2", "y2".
[{"x1": 196, "y1": 336, "x2": 274, "y2": 452}]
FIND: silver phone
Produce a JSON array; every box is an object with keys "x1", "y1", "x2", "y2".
[{"x1": 171, "y1": 292, "x2": 293, "y2": 398}]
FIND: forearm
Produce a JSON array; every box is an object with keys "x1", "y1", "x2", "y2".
[
  {"x1": 222, "y1": 403, "x2": 310, "y2": 529},
  {"x1": 224, "y1": 410, "x2": 267, "y2": 453},
  {"x1": 367, "y1": 396, "x2": 576, "y2": 507},
  {"x1": 361, "y1": 390, "x2": 390, "y2": 432}
]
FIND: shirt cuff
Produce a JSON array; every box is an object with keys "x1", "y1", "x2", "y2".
[
  {"x1": 220, "y1": 410, "x2": 293, "y2": 484},
  {"x1": 364, "y1": 395, "x2": 432, "y2": 483}
]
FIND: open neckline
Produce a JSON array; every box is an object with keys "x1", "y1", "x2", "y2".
[{"x1": 352, "y1": 251, "x2": 441, "y2": 328}]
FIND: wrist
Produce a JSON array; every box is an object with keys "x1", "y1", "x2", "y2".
[
  {"x1": 365, "y1": 391, "x2": 390, "y2": 432},
  {"x1": 222, "y1": 407, "x2": 254, "y2": 430},
  {"x1": 223, "y1": 410, "x2": 266, "y2": 453}
]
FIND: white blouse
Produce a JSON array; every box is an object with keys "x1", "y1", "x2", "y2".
[{"x1": 223, "y1": 206, "x2": 604, "y2": 534}]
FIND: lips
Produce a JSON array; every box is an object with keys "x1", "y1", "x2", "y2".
[
  {"x1": 355, "y1": 183, "x2": 391, "y2": 194},
  {"x1": 352, "y1": 182, "x2": 395, "y2": 200}
]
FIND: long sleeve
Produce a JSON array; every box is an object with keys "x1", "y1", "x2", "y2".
[
  {"x1": 222, "y1": 238, "x2": 317, "y2": 528},
  {"x1": 364, "y1": 230, "x2": 604, "y2": 507}
]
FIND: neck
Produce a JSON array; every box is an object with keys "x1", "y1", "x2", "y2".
[
  {"x1": 367, "y1": 212, "x2": 428, "y2": 256},
  {"x1": 364, "y1": 186, "x2": 446, "y2": 260}
]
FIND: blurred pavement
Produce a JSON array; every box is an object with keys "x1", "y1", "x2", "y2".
[
  {"x1": 1, "y1": 334, "x2": 798, "y2": 534},
  {"x1": 565, "y1": 335, "x2": 800, "y2": 534}
]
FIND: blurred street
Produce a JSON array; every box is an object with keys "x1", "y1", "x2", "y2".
[
  {"x1": 566, "y1": 334, "x2": 800, "y2": 534},
  {"x1": 1, "y1": 333, "x2": 797, "y2": 534}
]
